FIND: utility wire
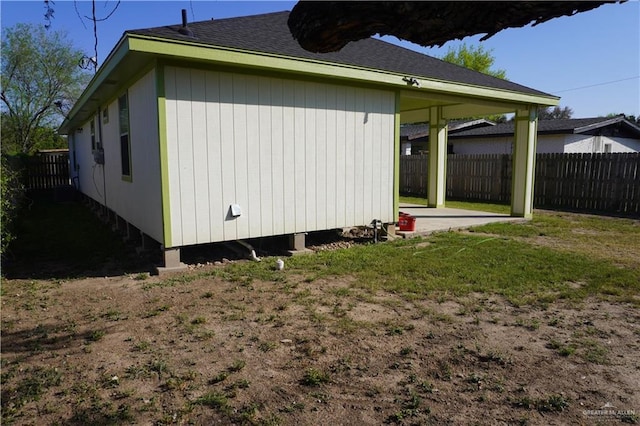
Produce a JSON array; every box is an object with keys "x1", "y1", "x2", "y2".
[{"x1": 553, "y1": 76, "x2": 639, "y2": 93}]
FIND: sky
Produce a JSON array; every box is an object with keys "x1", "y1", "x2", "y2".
[{"x1": 2, "y1": 0, "x2": 639, "y2": 119}]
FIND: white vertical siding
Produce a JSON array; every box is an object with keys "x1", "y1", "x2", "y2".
[
  {"x1": 104, "y1": 69, "x2": 163, "y2": 242},
  {"x1": 164, "y1": 66, "x2": 396, "y2": 246},
  {"x1": 75, "y1": 69, "x2": 163, "y2": 242},
  {"x1": 74, "y1": 117, "x2": 105, "y2": 204},
  {"x1": 204, "y1": 71, "x2": 225, "y2": 243}
]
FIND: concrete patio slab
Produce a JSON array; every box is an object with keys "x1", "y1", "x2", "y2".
[{"x1": 396, "y1": 203, "x2": 528, "y2": 238}]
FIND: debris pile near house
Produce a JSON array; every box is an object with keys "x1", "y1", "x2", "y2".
[
  {"x1": 306, "y1": 227, "x2": 374, "y2": 251},
  {"x1": 180, "y1": 227, "x2": 378, "y2": 268}
]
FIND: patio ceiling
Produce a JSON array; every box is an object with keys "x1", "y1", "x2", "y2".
[{"x1": 398, "y1": 89, "x2": 545, "y2": 124}]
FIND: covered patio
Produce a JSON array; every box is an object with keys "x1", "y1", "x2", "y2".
[
  {"x1": 395, "y1": 203, "x2": 526, "y2": 237},
  {"x1": 397, "y1": 90, "x2": 556, "y2": 221}
]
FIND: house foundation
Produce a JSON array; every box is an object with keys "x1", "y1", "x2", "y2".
[
  {"x1": 287, "y1": 233, "x2": 312, "y2": 255},
  {"x1": 155, "y1": 247, "x2": 188, "y2": 275}
]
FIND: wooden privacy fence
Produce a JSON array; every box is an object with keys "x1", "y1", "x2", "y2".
[
  {"x1": 400, "y1": 153, "x2": 640, "y2": 215},
  {"x1": 13, "y1": 150, "x2": 71, "y2": 190},
  {"x1": 535, "y1": 153, "x2": 639, "y2": 214}
]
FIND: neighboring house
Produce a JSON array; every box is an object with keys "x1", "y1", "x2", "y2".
[
  {"x1": 449, "y1": 116, "x2": 640, "y2": 154},
  {"x1": 401, "y1": 119, "x2": 495, "y2": 155},
  {"x1": 59, "y1": 11, "x2": 557, "y2": 270}
]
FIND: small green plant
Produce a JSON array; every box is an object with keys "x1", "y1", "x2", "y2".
[
  {"x1": 87, "y1": 329, "x2": 106, "y2": 342},
  {"x1": 225, "y1": 378, "x2": 250, "y2": 390},
  {"x1": 515, "y1": 318, "x2": 540, "y2": 331},
  {"x1": 512, "y1": 394, "x2": 569, "y2": 413},
  {"x1": 147, "y1": 359, "x2": 170, "y2": 377},
  {"x1": 300, "y1": 368, "x2": 330, "y2": 386},
  {"x1": 209, "y1": 372, "x2": 229, "y2": 384},
  {"x1": 386, "y1": 325, "x2": 404, "y2": 336},
  {"x1": 581, "y1": 340, "x2": 609, "y2": 364},
  {"x1": 536, "y1": 394, "x2": 569, "y2": 412},
  {"x1": 259, "y1": 341, "x2": 277, "y2": 352},
  {"x1": 194, "y1": 391, "x2": 229, "y2": 412},
  {"x1": 103, "y1": 309, "x2": 125, "y2": 321},
  {"x1": 191, "y1": 316, "x2": 207, "y2": 325},
  {"x1": 546, "y1": 339, "x2": 576, "y2": 357},
  {"x1": 8, "y1": 366, "x2": 62, "y2": 409},
  {"x1": 280, "y1": 401, "x2": 305, "y2": 413},
  {"x1": 143, "y1": 305, "x2": 170, "y2": 318},
  {"x1": 400, "y1": 347, "x2": 413, "y2": 356},
  {"x1": 133, "y1": 273, "x2": 148, "y2": 280},
  {"x1": 228, "y1": 360, "x2": 246, "y2": 372},
  {"x1": 132, "y1": 340, "x2": 150, "y2": 352}
]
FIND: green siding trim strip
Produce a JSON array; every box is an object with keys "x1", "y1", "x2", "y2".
[
  {"x1": 127, "y1": 36, "x2": 559, "y2": 107},
  {"x1": 155, "y1": 64, "x2": 172, "y2": 248},
  {"x1": 393, "y1": 91, "x2": 401, "y2": 221}
]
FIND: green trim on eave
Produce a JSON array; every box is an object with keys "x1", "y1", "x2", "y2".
[
  {"x1": 155, "y1": 64, "x2": 172, "y2": 248},
  {"x1": 393, "y1": 91, "x2": 401, "y2": 221},
  {"x1": 127, "y1": 35, "x2": 559, "y2": 107}
]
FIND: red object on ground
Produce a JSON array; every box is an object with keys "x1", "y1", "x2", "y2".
[{"x1": 398, "y1": 212, "x2": 416, "y2": 231}]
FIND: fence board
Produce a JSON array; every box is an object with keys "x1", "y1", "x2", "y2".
[
  {"x1": 400, "y1": 153, "x2": 640, "y2": 215},
  {"x1": 14, "y1": 151, "x2": 71, "y2": 190}
]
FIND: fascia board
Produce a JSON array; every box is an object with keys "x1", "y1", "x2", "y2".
[{"x1": 128, "y1": 35, "x2": 560, "y2": 107}]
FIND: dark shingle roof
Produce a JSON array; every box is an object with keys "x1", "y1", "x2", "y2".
[
  {"x1": 449, "y1": 116, "x2": 640, "y2": 139},
  {"x1": 127, "y1": 11, "x2": 552, "y2": 97},
  {"x1": 401, "y1": 119, "x2": 496, "y2": 140}
]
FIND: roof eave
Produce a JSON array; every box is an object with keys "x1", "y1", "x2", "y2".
[
  {"x1": 128, "y1": 34, "x2": 560, "y2": 106},
  {"x1": 60, "y1": 33, "x2": 560, "y2": 134}
]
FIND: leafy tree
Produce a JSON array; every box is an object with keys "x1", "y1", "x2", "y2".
[
  {"x1": 440, "y1": 43, "x2": 507, "y2": 79},
  {"x1": 1, "y1": 23, "x2": 89, "y2": 153},
  {"x1": 538, "y1": 106, "x2": 574, "y2": 120},
  {"x1": 1, "y1": 113, "x2": 66, "y2": 154},
  {"x1": 440, "y1": 43, "x2": 508, "y2": 122},
  {"x1": 605, "y1": 113, "x2": 639, "y2": 125}
]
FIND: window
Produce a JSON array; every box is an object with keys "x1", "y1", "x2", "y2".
[
  {"x1": 604, "y1": 143, "x2": 612, "y2": 153},
  {"x1": 90, "y1": 118, "x2": 96, "y2": 151},
  {"x1": 102, "y1": 107, "x2": 109, "y2": 124},
  {"x1": 118, "y1": 93, "x2": 131, "y2": 179}
]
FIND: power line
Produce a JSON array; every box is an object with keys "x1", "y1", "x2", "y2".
[{"x1": 553, "y1": 76, "x2": 640, "y2": 93}]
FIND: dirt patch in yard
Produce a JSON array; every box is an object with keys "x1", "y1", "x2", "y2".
[{"x1": 2, "y1": 269, "x2": 638, "y2": 425}]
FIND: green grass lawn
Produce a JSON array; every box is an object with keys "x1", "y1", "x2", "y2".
[
  {"x1": 150, "y1": 207, "x2": 640, "y2": 308},
  {"x1": 210, "y1": 227, "x2": 639, "y2": 307},
  {"x1": 6, "y1": 195, "x2": 639, "y2": 307}
]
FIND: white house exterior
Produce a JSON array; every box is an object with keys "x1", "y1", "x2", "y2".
[
  {"x1": 162, "y1": 67, "x2": 395, "y2": 247},
  {"x1": 70, "y1": 69, "x2": 163, "y2": 243},
  {"x1": 60, "y1": 11, "x2": 558, "y2": 269}
]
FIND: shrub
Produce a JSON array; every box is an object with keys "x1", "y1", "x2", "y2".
[{"x1": 0, "y1": 155, "x2": 24, "y2": 257}]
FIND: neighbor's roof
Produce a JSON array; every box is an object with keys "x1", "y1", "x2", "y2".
[
  {"x1": 401, "y1": 119, "x2": 496, "y2": 140},
  {"x1": 450, "y1": 116, "x2": 640, "y2": 139},
  {"x1": 128, "y1": 11, "x2": 552, "y2": 98}
]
